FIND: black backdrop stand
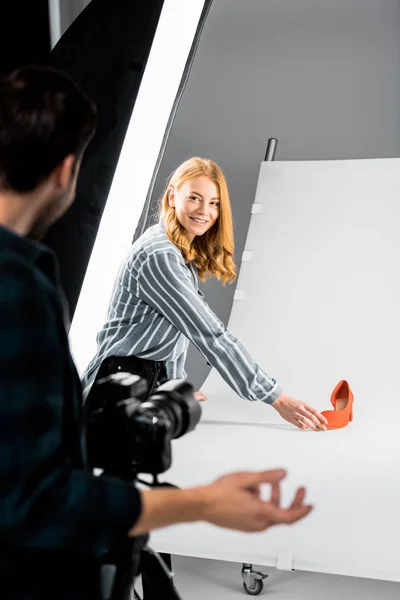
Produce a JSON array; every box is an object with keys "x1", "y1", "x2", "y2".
[{"x1": 43, "y1": 0, "x2": 164, "y2": 319}]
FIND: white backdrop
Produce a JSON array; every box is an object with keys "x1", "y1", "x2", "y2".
[
  {"x1": 152, "y1": 159, "x2": 400, "y2": 581},
  {"x1": 201, "y1": 158, "x2": 400, "y2": 428}
]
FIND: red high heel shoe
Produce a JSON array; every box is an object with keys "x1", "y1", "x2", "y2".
[{"x1": 321, "y1": 380, "x2": 354, "y2": 429}]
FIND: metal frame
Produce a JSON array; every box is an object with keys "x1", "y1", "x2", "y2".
[{"x1": 240, "y1": 137, "x2": 278, "y2": 594}]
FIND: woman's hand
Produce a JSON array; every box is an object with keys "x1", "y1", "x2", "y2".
[
  {"x1": 271, "y1": 394, "x2": 328, "y2": 431},
  {"x1": 194, "y1": 390, "x2": 208, "y2": 402}
]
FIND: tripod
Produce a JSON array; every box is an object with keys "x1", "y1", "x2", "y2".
[
  {"x1": 104, "y1": 476, "x2": 184, "y2": 600},
  {"x1": 84, "y1": 357, "x2": 201, "y2": 599}
]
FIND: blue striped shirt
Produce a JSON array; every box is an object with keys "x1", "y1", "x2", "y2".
[{"x1": 81, "y1": 220, "x2": 282, "y2": 403}]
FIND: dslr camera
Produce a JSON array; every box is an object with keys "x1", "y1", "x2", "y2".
[
  {"x1": 84, "y1": 372, "x2": 202, "y2": 480},
  {"x1": 84, "y1": 372, "x2": 202, "y2": 600}
]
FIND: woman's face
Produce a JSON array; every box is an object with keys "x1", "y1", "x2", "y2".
[{"x1": 168, "y1": 176, "x2": 220, "y2": 242}]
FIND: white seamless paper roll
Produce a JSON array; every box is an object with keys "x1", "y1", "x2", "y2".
[
  {"x1": 152, "y1": 159, "x2": 400, "y2": 581},
  {"x1": 201, "y1": 158, "x2": 400, "y2": 429}
]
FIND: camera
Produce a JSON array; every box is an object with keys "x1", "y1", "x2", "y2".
[
  {"x1": 84, "y1": 371, "x2": 201, "y2": 600},
  {"x1": 84, "y1": 372, "x2": 202, "y2": 480}
]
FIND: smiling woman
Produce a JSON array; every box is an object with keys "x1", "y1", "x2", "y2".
[
  {"x1": 160, "y1": 157, "x2": 236, "y2": 283},
  {"x1": 81, "y1": 156, "x2": 327, "y2": 435},
  {"x1": 80, "y1": 154, "x2": 327, "y2": 597},
  {"x1": 170, "y1": 177, "x2": 220, "y2": 241}
]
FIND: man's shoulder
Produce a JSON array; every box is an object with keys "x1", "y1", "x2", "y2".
[
  {"x1": 0, "y1": 249, "x2": 65, "y2": 358},
  {"x1": 0, "y1": 249, "x2": 36, "y2": 283},
  {"x1": 0, "y1": 249, "x2": 52, "y2": 304}
]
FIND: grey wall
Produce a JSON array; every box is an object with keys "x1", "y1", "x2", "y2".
[
  {"x1": 149, "y1": 0, "x2": 400, "y2": 389},
  {"x1": 60, "y1": 0, "x2": 91, "y2": 36}
]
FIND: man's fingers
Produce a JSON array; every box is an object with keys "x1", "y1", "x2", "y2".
[
  {"x1": 248, "y1": 485, "x2": 261, "y2": 498},
  {"x1": 269, "y1": 503, "x2": 314, "y2": 525},
  {"x1": 281, "y1": 504, "x2": 314, "y2": 524},
  {"x1": 289, "y1": 487, "x2": 306, "y2": 510},
  {"x1": 270, "y1": 481, "x2": 280, "y2": 506},
  {"x1": 239, "y1": 469, "x2": 287, "y2": 488},
  {"x1": 267, "y1": 487, "x2": 312, "y2": 524}
]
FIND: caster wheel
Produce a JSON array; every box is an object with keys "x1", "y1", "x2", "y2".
[{"x1": 243, "y1": 579, "x2": 264, "y2": 595}]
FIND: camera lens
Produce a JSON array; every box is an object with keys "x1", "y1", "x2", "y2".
[{"x1": 140, "y1": 381, "x2": 201, "y2": 439}]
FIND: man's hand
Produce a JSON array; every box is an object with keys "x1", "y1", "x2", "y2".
[
  {"x1": 194, "y1": 390, "x2": 208, "y2": 401},
  {"x1": 129, "y1": 469, "x2": 313, "y2": 536},
  {"x1": 271, "y1": 394, "x2": 327, "y2": 431},
  {"x1": 201, "y1": 469, "x2": 313, "y2": 531}
]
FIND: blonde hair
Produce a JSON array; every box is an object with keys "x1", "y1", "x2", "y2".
[{"x1": 160, "y1": 157, "x2": 236, "y2": 285}]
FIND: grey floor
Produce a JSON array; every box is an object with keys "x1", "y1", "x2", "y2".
[{"x1": 136, "y1": 555, "x2": 400, "y2": 599}]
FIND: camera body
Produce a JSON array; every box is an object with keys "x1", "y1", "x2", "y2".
[{"x1": 84, "y1": 372, "x2": 201, "y2": 479}]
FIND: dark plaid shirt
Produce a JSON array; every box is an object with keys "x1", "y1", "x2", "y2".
[{"x1": 0, "y1": 225, "x2": 141, "y2": 599}]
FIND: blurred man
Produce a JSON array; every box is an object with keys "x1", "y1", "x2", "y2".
[{"x1": 0, "y1": 66, "x2": 313, "y2": 599}]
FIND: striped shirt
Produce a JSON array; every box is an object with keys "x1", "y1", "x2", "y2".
[{"x1": 81, "y1": 219, "x2": 282, "y2": 403}]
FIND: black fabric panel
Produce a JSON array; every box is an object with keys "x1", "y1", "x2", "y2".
[
  {"x1": 132, "y1": 0, "x2": 214, "y2": 243},
  {"x1": 0, "y1": 1, "x2": 51, "y2": 75},
  {"x1": 41, "y1": 0, "x2": 164, "y2": 320}
]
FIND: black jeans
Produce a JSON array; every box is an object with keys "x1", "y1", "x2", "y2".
[{"x1": 86, "y1": 355, "x2": 173, "y2": 600}]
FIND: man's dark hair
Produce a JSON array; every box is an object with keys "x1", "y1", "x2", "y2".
[{"x1": 0, "y1": 65, "x2": 97, "y2": 192}]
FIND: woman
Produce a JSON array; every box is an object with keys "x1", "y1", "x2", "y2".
[
  {"x1": 83, "y1": 156, "x2": 326, "y2": 598},
  {"x1": 82, "y1": 156, "x2": 327, "y2": 432}
]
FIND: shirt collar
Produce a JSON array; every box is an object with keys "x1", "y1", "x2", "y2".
[
  {"x1": 158, "y1": 215, "x2": 166, "y2": 232},
  {"x1": 0, "y1": 224, "x2": 57, "y2": 282}
]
